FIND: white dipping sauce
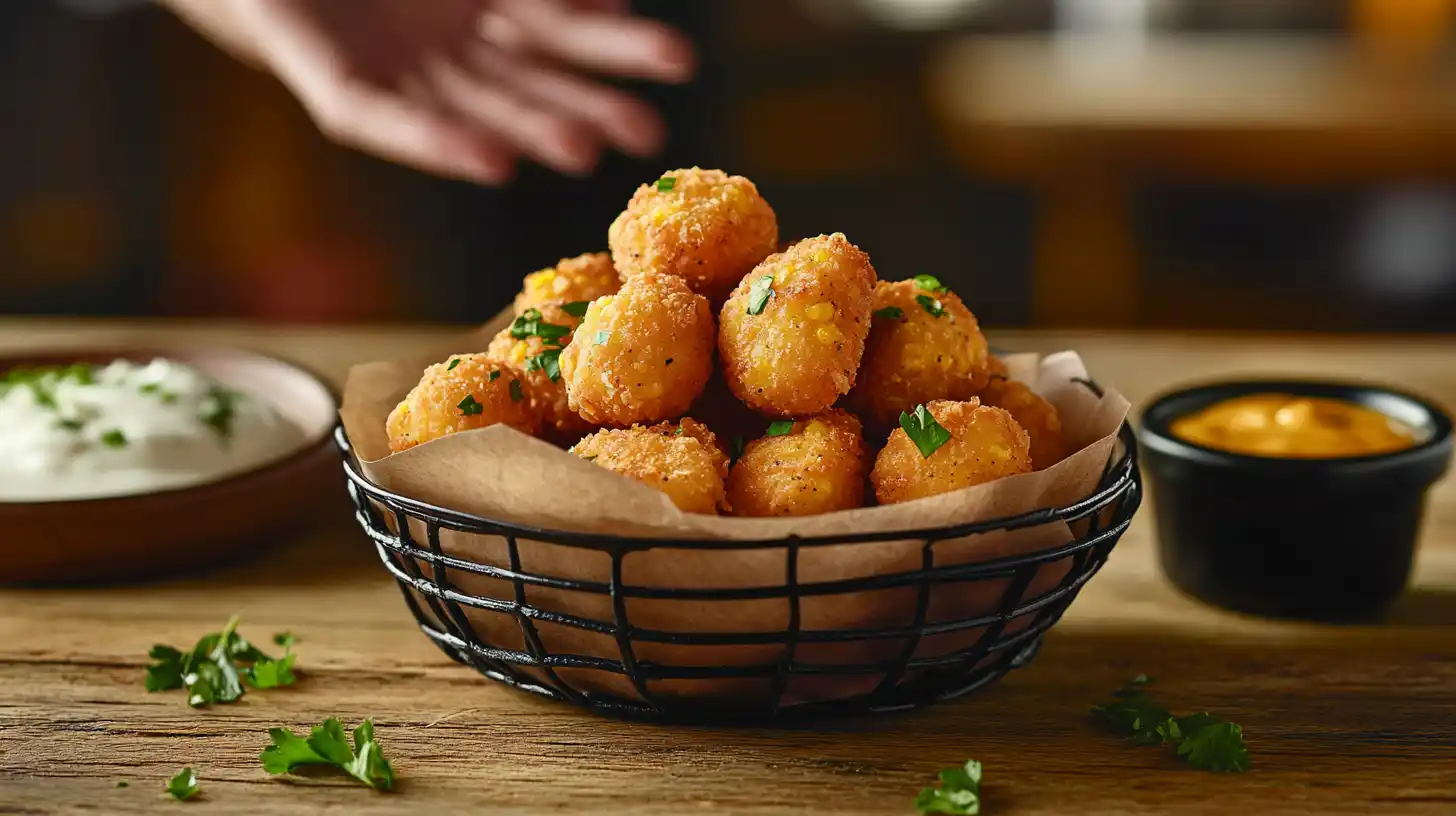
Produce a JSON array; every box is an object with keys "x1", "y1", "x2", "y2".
[{"x1": 0, "y1": 359, "x2": 306, "y2": 501}]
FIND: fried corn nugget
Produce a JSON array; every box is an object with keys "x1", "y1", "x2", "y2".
[
  {"x1": 870, "y1": 399, "x2": 1031, "y2": 505},
  {"x1": 560, "y1": 273, "x2": 714, "y2": 427},
  {"x1": 727, "y1": 410, "x2": 867, "y2": 517},
  {"x1": 977, "y1": 378, "x2": 1068, "y2": 469},
  {"x1": 386, "y1": 354, "x2": 536, "y2": 452},
  {"x1": 986, "y1": 353, "x2": 1010, "y2": 381},
  {"x1": 847, "y1": 278, "x2": 992, "y2": 435},
  {"x1": 608, "y1": 167, "x2": 778, "y2": 303},
  {"x1": 718, "y1": 233, "x2": 877, "y2": 417},
  {"x1": 486, "y1": 302, "x2": 594, "y2": 442},
  {"x1": 571, "y1": 418, "x2": 730, "y2": 514},
  {"x1": 513, "y1": 252, "x2": 620, "y2": 316}
]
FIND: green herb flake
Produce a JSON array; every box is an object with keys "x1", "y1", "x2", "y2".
[
  {"x1": 457, "y1": 394, "x2": 484, "y2": 416},
  {"x1": 656, "y1": 176, "x2": 677, "y2": 192},
  {"x1": 447, "y1": 358, "x2": 462, "y2": 371},
  {"x1": 161, "y1": 392, "x2": 179, "y2": 405},
  {"x1": 525, "y1": 349, "x2": 563, "y2": 383},
  {"x1": 873, "y1": 306, "x2": 904, "y2": 320},
  {"x1": 139, "y1": 382, "x2": 161, "y2": 394},
  {"x1": 116, "y1": 780, "x2": 129, "y2": 788},
  {"x1": 510, "y1": 309, "x2": 572, "y2": 343},
  {"x1": 1092, "y1": 678, "x2": 1250, "y2": 773},
  {"x1": 729, "y1": 436, "x2": 746, "y2": 463},
  {"x1": 594, "y1": 331, "x2": 611, "y2": 346},
  {"x1": 165, "y1": 768, "x2": 200, "y2": 801},
  {"x1": 583, "y1": 455, "x2": 598, "y2": 462},
  {"x1": 561, "y1": 300, "x2": 591, "y2": 318},
  {"x1": 100, "y1": 429, "x2": 128, "y2": 449},
  {"x1": 914, "y1": 759, "x2": 981, "y2": 815},
  {"x1": 260, "y1": 718, "x2": 394, "y2": 791},
  {"x1": 273, "y1": 632, "x2": 296, "y2": 649},
  {"x1": 747, "y1": 275, "x2": 775, "y2": 315},
  {"x1": 55, "y1": 418, "x2": 86, "y2": 432},
  {"x1": 899, "y1": 405, "x2": 952, "y2": 459},
  {"x1": 199, "y1": 387, "x2": 240, "y2": 438},
  {"x1": 765, "y1": 420, "x2": 795, "y2": 437},
  {"x1": 914, "y1": 274, "x2": 945, "y2": 293},
  {"x1": 489, "y1": 370, "x2": 501, "y2": 382},
  {"x1": 509, "y1": 379, "x2": 524, "y2": 402},
  {"x1": 916, "y1": 294, "x2": 945, "y2": 319},
  {"x1": 665, "y1": 358, "x2": 674, "y2": 366}
]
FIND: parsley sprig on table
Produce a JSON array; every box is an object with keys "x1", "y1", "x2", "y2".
[
  {"x1": 145, "y1": 616, "x2": 298, "y2": 707},
  {"x1": 261, "y1": 718, "x2": 395, "y2": 791},
  {"x1": 166, "y1": 767, "x2": 200, "y2": 801},
  {"x1": 1091, "y1": 676, "x2": 1251, "y2": 772},
  {"x1": 914, "y1": 759, "x2": 982, "y2": 815}
]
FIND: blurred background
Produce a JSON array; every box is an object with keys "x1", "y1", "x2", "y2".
[{"x1": 3, "y1": 0, "x2": 1455, "y2": 330}]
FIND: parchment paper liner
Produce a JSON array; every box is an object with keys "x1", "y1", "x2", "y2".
[{"x1": 340, "y1": 314, "x2": 1130, "y2": 708}]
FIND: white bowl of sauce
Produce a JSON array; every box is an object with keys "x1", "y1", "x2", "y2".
[{"x1": 0, "y1": 347, "x2": 338, "y2": 584}]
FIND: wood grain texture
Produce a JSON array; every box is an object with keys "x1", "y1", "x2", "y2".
[{"x1": 2, "y1": 320, "x2": 1455, "y2": 815}]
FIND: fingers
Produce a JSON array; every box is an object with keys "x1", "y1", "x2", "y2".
[
  {"x1": 491, "y1": 0, "x2": 696, "y2": 83},
  {"x1": 468, "y1": 45, "x2": 665, "y2": 158},
  {"x1": 426, "y1": 57, "x2": 605, "y2": 175},
  {"x1": 312, "y1": 82, "x2": 518, "y2": 184}
]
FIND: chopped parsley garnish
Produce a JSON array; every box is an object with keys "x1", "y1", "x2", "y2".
[
  {"x1": 665, "y1": 358, "x2": 674, "y2": 366},
  {"x1": 116, "y1": 780, "x2": 129, "y2": 788},
  {"x1": 55, "y1": 418, "x2": 85, "y2": 432},
  {"x1": 900, "y1": 404, "x2": 952, "y2": 459},
  {"x1": 166, "y1": 768, "x2": 200, "y2": 801},
  {"x1": 1, "y1": 364, "x2": 95, "y2": 408},
  {"x1": 914, "y1": 759, "x2": 981, "y2": 815},
  {"x1": 765, "y1": 420, "x2": 795, "y2": 437},
  {"x1": 199, "y1": 387, "x2": 241, "y2": 438},
  {"x1": 161, "y1": 393, "x2": 179, "y2": 405},
  {"x1": 747, "y1": 275, "x2": 775, "y2": 315},
  {"x1": 583, "y1": 455, "x2": 598, "y2": 461},
  {"x1": 273, "y1": 631, "x2": 296, "y2": 649},
  {"x1": 509, "y1": 379, "x2": 524, "y2": 402},
  {"x1": 144, "y1": 615, "x2": 297, "y2": 707},
  {"x1": 594, "y1": 331, "x2": 611, "y2": 346},
  {"x1": 510, "y1": 308, "x2": 571, "y2": 344},
  {"x1": 489, "y1": 370, "x2": 501, "y2": 382},
  {"x1": 656, "y1": 175, "x2": 677, "y2": 192},
  {"x1": 447, "y1": 358, "x2": 462, "y2": 371},
  {"x1": 561, "y1": 300, "x2": 591, "y2": 318},
  {"x1": 100, "y1": 429, "x2": 128, "y2": 448},
  {"x1": 914, "y1": 274, "x2": 945, "y2": 293},
  {"x1": 139, "y1": 382, "x2": 161, "y2": 394},
  {"x1": 873, "y1": 306, "x2": 904, "y2": 320},
  {"x1": 526, "y1": 349, "x2": 563, "y2": 383},
  {"x1": 1092, "y1": 677, "x2": 1250, "y2": 772},
  {"x1": 260, "y1": 718, "x2": 394, "y2": 791},
  {"x1": 457, "y1": 394, "x2": 484, "y2": 416},
  {"x1": 916, "y1": 294, "x2": 945, "y2": 318}
]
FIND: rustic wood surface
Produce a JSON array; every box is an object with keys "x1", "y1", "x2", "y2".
[{"x1": 2, "y1": 319, "x2": 1454, "y2": 815}]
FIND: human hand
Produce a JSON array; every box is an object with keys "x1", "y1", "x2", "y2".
[{"x1": 176, "y1": 0, "x2": 696, "y2": 184}]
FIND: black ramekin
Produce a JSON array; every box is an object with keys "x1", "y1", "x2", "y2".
[{"x1": 1139, "y1": 380, "x2": 1453, "y2": 622}]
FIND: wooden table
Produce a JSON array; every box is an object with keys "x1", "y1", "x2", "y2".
[{"x1": 2, "y1": 320, "x2": 1454, "y2": 815}]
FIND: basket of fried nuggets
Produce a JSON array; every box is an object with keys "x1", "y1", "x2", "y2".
[{"x1": 341, "y1": 167, "x2": 1139, "y2": 716}]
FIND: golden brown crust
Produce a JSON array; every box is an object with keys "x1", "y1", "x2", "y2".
[
  {"x1": 870, "y1": 399, "x2": 1032, "y2": 505},
  {"x1": 727, "y1": 410, "x2": 867, "y2": 517},
  {"x1": 847, "y1": 279, "x2": 991, "y2": 436},
  {"x1": 571, "y1": 418, "x2": 730, "y2": 514},
  {"x1": 559, "y1": 273, "x2": 715, "y2": 427},
  {"x1": 608, "y1": 168, "x2": 778, "y2": 304},
  {"x1": 718, "y1": 233, "x2": 877, "y2": 418},
  {"x1": 386, "y1": 354, "x2": 537, "y2": 452},
  {"x1": 513, "y1": 252, "x2": 620, "y2": 316},
  {"x1": 975, "y1": 378, "x2": 1068, "y2": 469},
  {"x1": 485, "y1": 301, "x2": 595, "y2": 442}
]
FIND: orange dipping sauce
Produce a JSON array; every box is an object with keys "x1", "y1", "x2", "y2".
[{"x1": 1170, "y1": 394, "x2": 1418, "y2": 459}]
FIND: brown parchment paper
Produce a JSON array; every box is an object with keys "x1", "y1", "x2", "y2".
[{"x1": 340, "y1": 315, "x2": 1130, "y2": 709}]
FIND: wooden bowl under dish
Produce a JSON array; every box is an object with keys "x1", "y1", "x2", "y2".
[{"x1": 0, "y1": 347, "x2": 340, "y2": 585}]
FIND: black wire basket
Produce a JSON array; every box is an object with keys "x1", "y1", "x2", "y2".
[{"x1": 337, "y1": 382, "x2": 1142, "y2": 722}]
